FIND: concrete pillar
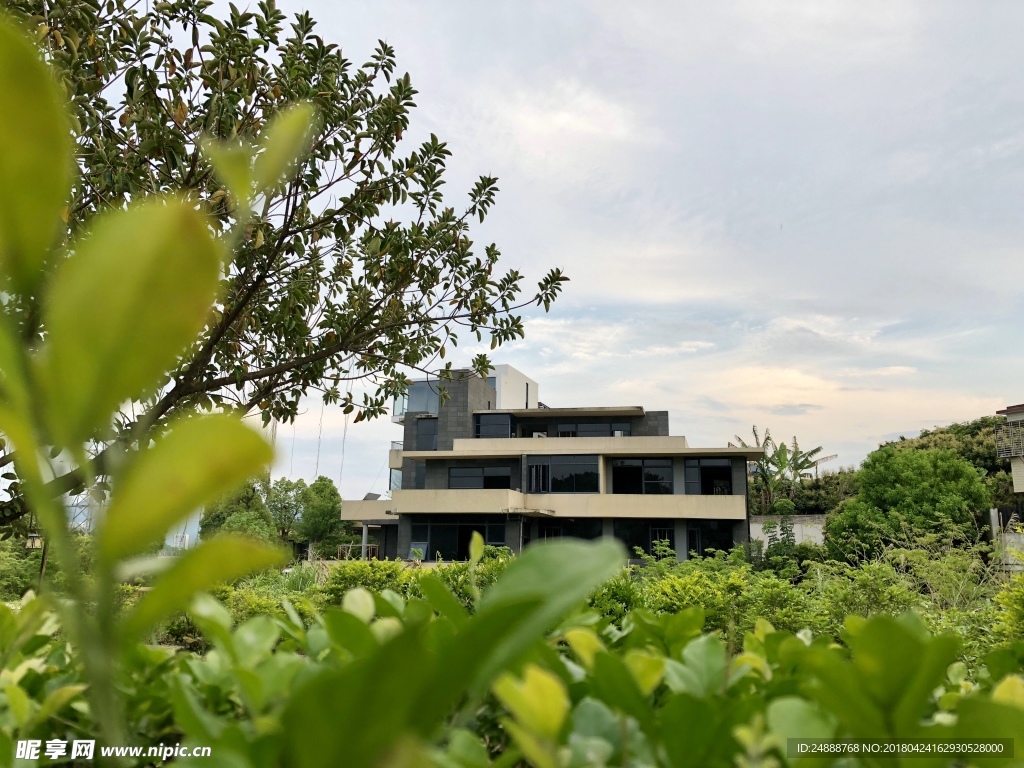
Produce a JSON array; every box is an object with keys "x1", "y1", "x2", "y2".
[
  {"x1": 505, "y1": 517, "x2": 523, "y2": 554},
  {"x1": 361, "y1": 523, "x2": 369, "y2": 560},
  {"x1": 601, "y1": 518, "x2": 614, "y2": 538},
  {"x1": 674, "y1": 519, "x2": 688, "y2": 561}
]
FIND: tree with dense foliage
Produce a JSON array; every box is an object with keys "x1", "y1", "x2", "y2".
[
  {"x1": 297, "y1": 474, "x2": 346, "y2": 548},
  {"x1": 790, "y1": 466, "x2": 860, "y2": 516},
  {"x1": 823, "y1": 446, "x2": 989, "y2": 561},
  {"x1": 265, "y1": 476, "x2": 307, "y2": 540},
  {"x1": 199, "y1": 476, "x2": 273, "y2": 540},
  {"x1": 0, "y1": 0, "x2": 566, "y2": 535}
]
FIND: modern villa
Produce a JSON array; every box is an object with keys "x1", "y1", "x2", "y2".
[{"x1": 340, "y1": 365, "x2": 763, "y2": 562}]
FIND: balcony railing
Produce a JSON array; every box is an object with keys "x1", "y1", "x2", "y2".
[{"x1": 995, "y1": 421, "x2": 1024, "y2": 458}]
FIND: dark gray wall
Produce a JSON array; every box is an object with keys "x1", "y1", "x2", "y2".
[
  {"x1": 634, "y1": 411, "x2": 669, "y2": 436},
  {"x1": 397, "y1": 515, "x2": 412, "y2": 558},
  {"x1": 437, "y1": 372, "x2": 496, "y2": 449}
]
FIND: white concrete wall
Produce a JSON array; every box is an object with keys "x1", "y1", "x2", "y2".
[
  {"x1": 491, "y1": 364, "x2": 539, "y2": 409},
  {"x1": 749, "y1": 514, "x2": 825, "y2": 546}
]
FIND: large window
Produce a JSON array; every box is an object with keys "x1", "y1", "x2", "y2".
[
  {"x1": 527, "y1": 455, "x2": 599, "y2": 493},
  {"x1": 415, "y1": 418, "x2": 438, "y2": 450},
  {"x1": 409, "y1": 518, "x2": 506, "y2": 561},
  {"x1": 475, "y1": 414, "x2": 513, "y2": 439},
  {"x1": 406, "y1": 381, "x2": 441, "y2": 414},
  {"x1": 448, "y1": 466, "x2": 513, "y2": 489},
  {"x1": 613, "y1": 519, "x2": 676, "y2": 557},
  {"x1": 611, "y1": 458, "x2": 673, "y2": 494},
  {"x1": 684, "y1": 458, "x2": 733, "y2": 495}
]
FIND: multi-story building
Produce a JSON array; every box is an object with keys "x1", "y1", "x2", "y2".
[{"x1": 341, "y1": 365, "x2": 762, "y2": 562}]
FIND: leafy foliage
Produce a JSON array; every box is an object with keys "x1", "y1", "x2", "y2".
[
  {"x1": 0, "y1": 0, "x2": 567, "y2": 534},
  {"x1": 823, "y1": 446, "x2": 989, "y2": 561}
]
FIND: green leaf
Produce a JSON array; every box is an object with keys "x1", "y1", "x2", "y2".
[
  {"x1": 664, "y1": 635, "x2": 728, "y2": 698},
  {"x1": 766, "y1": 696, "x2": 836, "y2": 766},
  {"x1": 472, "y1": 537, "x2": 625, "y2": 691},
  {"x1": 122, "y1": 535, "x2": 285, "y2": 638},
  {"x1": 97, "y1": 415, "x2": 272, "y2": 564},
  {"x1": 27, "y1": 684, "x2": 87, "y2": 730},
  {"x1": 232, "y1": 615, "x2": 281, "y2": 668},
  {"x1": 416, "y1": 574, "x2": 468, "y2": 627},
  {"x1": 252, "y1": 102, "x2": 319, "y2": 195},
  {"x1": 0, "y1": 20, "x2": 74, "y2": 292},
  {"x1": 469, "y1": 530, "x2": 484, "y2": 566},
  {"x1": 342, "y1": 588, "x2": 377, "y2": 623},
  {"x1": 492, "y1": 664, "x2": 569, "y2": 741},
  {"x1": 39, "y1": 198, "x2": 225, "y2": 446},
  {"x1": 202, "y1": 140, "x2": 254, "y2": 208}
]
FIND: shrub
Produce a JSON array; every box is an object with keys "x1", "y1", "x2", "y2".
[
  {"x1": 738, "y1": 573, "x2": 821, "y2": 636},
  {"x1": 646, "y1": 566, "x2": 750, "y2": 633},
  {"x1": 323, "y1": 559, "x2": 415, "y2": 602},
  {"x1": 588, "y1": 568, "x2": 645, "y2": 622},
  {"x1": 995, "y1": 573, "x2": 1024, "y2": 643},
  {"x1": 0, "y1": 537, "x2": 40, "y2": 601}
]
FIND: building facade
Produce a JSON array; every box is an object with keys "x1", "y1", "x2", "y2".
[{"x1": 341, "y1": 365, "x2": 762, "y2": 562}]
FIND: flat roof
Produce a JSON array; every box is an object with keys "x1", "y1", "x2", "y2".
[
  {"x1": 401, "y1": 444, "x2": 763, "y2": 460},
  {"x1": 997, "y1": 404, "x2": 1024, "y2": 415},
  {"x1": 474, "y1": 406, "x2": 646, "y2": 418}
]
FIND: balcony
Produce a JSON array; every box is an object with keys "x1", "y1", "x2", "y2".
[
  {"x1": 996, "y1": 421, "x2": 1024, "y2": 458},
  {"x1": 388, "y1": 489, "x2": 746, "y2": 520}
]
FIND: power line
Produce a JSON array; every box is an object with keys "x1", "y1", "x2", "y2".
[{"x1": 311, "y1": 399, "x2": 323, "y2": 479}]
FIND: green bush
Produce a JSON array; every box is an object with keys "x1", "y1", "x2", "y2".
[
  {"x1": 0, "y1": 537, "x2": 40, "y2": 601},
  {"x1": 588, "y1": 568, "x2": 644, "y2": 622},
  {"x1": 995, "y1": 572, "x2": 1024, "y2": 643},
  {"x1": 323, "y1": 559, "x2": 416, "y2": 602}
]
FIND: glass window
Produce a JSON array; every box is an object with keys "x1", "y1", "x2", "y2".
[
  {"x1": 483, "y1": 466, "x2": 512, "y2": 489},
  {"x1": 486, "y1": 524, "x2": 506, "y2": 545},
  {"x1": 448, "y1": 467, "x2": 482, "y2": 489},
  {"x1": 407, "y1": 381, "x2": 440, "y2": 414},
  {"x1": 612, "y1": 422, "x2": 632, "y2": 436},
  {"x1": 557, "y1": 424, "x2": 577, "y2": 438},
  {"x1": 448, "y1": 466, "x2": 512, "y2": 489},
  {"x1": 612, "y1": 458, "x2": 673, "y2": 494},
  {"x1": 528, "y1": 455, "x2": 598, "y2": 493},
  {"x1": 475, "y1": 414, "x2": 512, "y2": 439},
  {"x1": 577, "y1": 423, "x2": 611, "y2": 438},
  {"x1": 683, "y1": 458, "x2": 733, "y2": 495},
  {"x1": 415, "y1": 418, "x2": 438, "y2": 451}
]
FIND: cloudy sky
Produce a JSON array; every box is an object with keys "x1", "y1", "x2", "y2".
[{"x1": 265, "y1": 2, "x2": 1024, "y2": 498}]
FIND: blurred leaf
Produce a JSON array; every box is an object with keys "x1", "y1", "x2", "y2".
[
  {"x1": 766, "y1": 696, "x2": 836, "y2": 767},
  {"x1": 991, "y1": 675, "x2": 1024, "y2": 710},
  {"x1": 122, "y1": 536, "x2": 285, "y2": 637},
  {"x1": 202, "y1": 140, "x2": 253, "y2": 209},
  {"x1": 252, "y1": 102, "x2": 319, "y2": 195},
  {"x1": 493, "y1": 664, "x2": 568, "y2": 741},
  {"x1": 98, "y1": 415, "x2": 272, "y2": 564},
  {"x1": 39, "y1": 198, "x2": 225, "y2": 445},
  {"x1": 473, "y1": 538, "x2": 625, "y2": 690},
  {"x1": 468, "y1": 531, "x2": 484, "y2": 566},
  {"x1": 342, "y1": 588, "x2": 376, "y2": 623},
  {"x1": 664, "y1": 635, "x2": 728, "y2": 698},
  {"x1": 27, "y1": 684, "x2": 87, "y2": 730},
  {"x1": 564, "y1": 627, "x2": 604, "y2": 670},
  {"x1": 0, "y1": 20, "x2": 73, "y2": 292}
]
